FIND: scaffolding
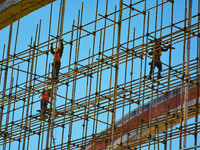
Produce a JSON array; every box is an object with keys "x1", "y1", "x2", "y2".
[{"x1": 0, "y1": 0, "x2": 200, "y2": 150}]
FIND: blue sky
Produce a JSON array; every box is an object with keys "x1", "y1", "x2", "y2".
[{"x1": 0, "y1": 0, "x2": 200, "y2": 149}]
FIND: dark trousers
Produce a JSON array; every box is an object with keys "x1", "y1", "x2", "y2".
[
  {"x1": 149, "y1": 60, "x2": 162, "y2": 76},
  {"x1": 41, "y1": 100, "x2": 48, "y2": 111},
  {"x1": 52, "y1": 62, "x2": 61, "y2": 80}
]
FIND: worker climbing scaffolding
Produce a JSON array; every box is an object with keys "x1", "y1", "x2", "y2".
[
  {"x1": 51, "y1": 38, "x2": 64, "y2": 81},
  {"x1": 39, "y1": 89, "x2": 51, "y2": 115},
  {"x1": 148, "y1": 38, "x2": 174, "y2": 79}
]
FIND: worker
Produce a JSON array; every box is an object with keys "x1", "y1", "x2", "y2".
[
  {"x1": 39, "y1": 89, "x2": 51, "y2": 111},
  {"x1": 51, "y1": 38, "x2": 64, "y2": 81},
  {"x1": 148, "y1": 38, "x2": 173, "y2": 79}
]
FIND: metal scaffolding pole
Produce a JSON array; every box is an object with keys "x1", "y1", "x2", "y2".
[
  {"x1": 22, "y1": 41, "x2": 36, "y2": 150},
  {"x1": 183, "y1": 0, "x2": 192, "y2": 148},
  {"x1": 111, "y1": 0, "x2": 123, "y2": 149},
  {"x1": 0, "y1": 0, "x2": 200, "y2": 150},
  {"x1": 0, "y1": 20, "x2": 13, "y2": 131},
  {"x1": 194, "y1": 2, "x2": 200, "y2": 150}
]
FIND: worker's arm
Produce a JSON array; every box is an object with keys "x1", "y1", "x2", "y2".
[
  {"x1": 161, "y1": 45, "x2": 170, "y2": 51},
  {"x1": 161, "y1": 48, "x2": 168, "y2": 52},
  {"x1": 50, "y1": 43, "x2": 55, "y2": 55},
  {"x1": 161, "y1": 45, "x2": 175, "y2": 51},
  {"x1": 148, "y1": 49, "x2": 153, "y2": 55}
]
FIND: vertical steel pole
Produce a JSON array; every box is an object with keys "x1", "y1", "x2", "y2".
[
  {"x1": 180, "y1": 0, "x2": 187, "y2": 148},
  {"x1": 81, "y1": 48, "x2": 91, "y2": 147},
  {"x1": 3, "y1": 77, "x2": 13, "y2": 150},
  {"x1": 61, "y1": 20, "x2": 74, "y2": 149},
  {"x1": 165, "y1": 1, "x2": 174, "y2": 150},
  {"x1": 22, "y1": 41, "x2": 36, "y2": 150},
  {"x1": 111, "y1": 0, "x2": 123, "y2": 149},
  {"x1": 121, "y1": 1, "x2": 133, "y2": 148},
  {"x1": 45, "y1": 1, "x2": 54, "y2": 147},
  {"x1": 9, "y1": 66, "x2": 19, "y2": 150},
  {"x1": 28, "y1": 20, "x2": 41, "y2": 149},
  {"x1": 149, "y1": 0, "x2": 159, "y2": 148},
  {"x1": 19, "y1": 38, "x2": 32, "y2": 150},
  {"x1": 50, "y1": 0, "x2": 65, "y2": 147},
  {"x1": 22, "y1": 23, "x2": 38, "y2": 150},
  {"x1": 137, "y1": 0, "x2": 146, "y2": 147},
  {"x1": 59, "y1": 0, "x2": 66, "y2": 37},
  {"x1": 106, "y1": 7, "x2": 116, "y2": 148},
  {"x1": 6, "y1": 3, "x2": 22, "y2": 148},
  {"x1": 93, "y1": 0, "x2": 109, "y2": 148},
  {"x1": 0, "y1": 45, "x2": 6, "y2": 91},
  {"x1": 91, "y1": 30, "x2": 102, "y2": 150},
  {"x1": 0, "y1": 20, "x2": 13, "y2": 131},
  {"x1": 194, "y1": 1, "x2": 200, "y2": 149},
  {"x1": 140, "y1": 10, "x2": 149, "y2": 150},
  {"x1": 68, "y1": 3, "x2": 83, "y2": 150},
  {"x1": 50, "y1": 87, "x2": 57, "y2": 149},
  {"x1": 183, "y1": 0, "x2": 192, "y2": 148},
  {"x1": 84, "y1": 0, "x2": 99, "y2": 148},
  {"x1": 45, "y1": 0, "x2": 53, "y2": 83}
]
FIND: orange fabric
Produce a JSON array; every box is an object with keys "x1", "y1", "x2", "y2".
[
  {"x1": 40, "y1": 91, "x2": 50, "y2": 102},
  {"x1": 155, "y1": 48, "x2": 162, "y2": 59},
  {"x1": 54, "y1": 52, "x2": 61, "y2": 62}
]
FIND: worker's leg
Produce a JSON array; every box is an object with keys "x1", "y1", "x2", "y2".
[
  {"x1": 43, "y1": 102, "x2": 48, "y2": 114},
  {"x1": 41, "y1": 100, "x2": 45, "y2": 111},
  {"x1": 149, "y1": 61, "x2": 154, "y2": 78},
  {"x1": 44, "y1": 102, "x2": 47, "y2": 109},
  {"x1": 52, "y1": 63, "x2": 56, "y2": 79},
  {"x1": 41, "y1": 101, "x2": 47, "y2": 115},
  {"x1": 157, "y1": 61, "x2": 162, "y2": 78},
  {"x1": 55, "y1": 62, "x2": 61, "y2": 79}
]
